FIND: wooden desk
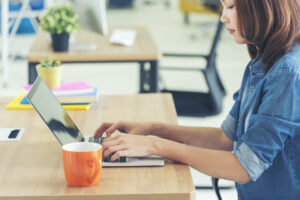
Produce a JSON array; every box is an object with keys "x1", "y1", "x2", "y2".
[
  {"x1": 0, "y1": 94, "x2": 195, "y2": 200},
  {"x1": 27, "y1": 27, "x2": 162, "y2": 93}
]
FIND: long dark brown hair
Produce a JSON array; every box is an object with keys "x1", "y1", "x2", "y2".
[{"x1": 235, "y1": 0, "x2": 300, "y2": 72}]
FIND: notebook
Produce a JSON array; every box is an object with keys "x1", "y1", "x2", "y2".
[
  {"x1": 6, "y1": 94, "x2": 91, "y2": 110},
  {"x1": 23, "y1": 81, "x2": 94, "y2": 96},
  {"x1": 20, "y1": 88, "x2": 98, "y2": 104}
]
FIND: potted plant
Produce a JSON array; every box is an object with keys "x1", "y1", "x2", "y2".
[
  {"x1": 39, "y1": 5, "x2": 79, "y2": 52},
  {"x1": 36, "y1": 57, "x2": 62, "y2": 88}
]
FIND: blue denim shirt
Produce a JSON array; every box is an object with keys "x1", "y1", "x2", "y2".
[{"x1": 222, "y1": 45, "x2": 300, "y2": 200}]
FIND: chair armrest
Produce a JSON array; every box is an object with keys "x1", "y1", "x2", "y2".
[
  {"x1": 159, "y1": 66, "x2": 204, "y2": 71},
  {"x1": 163, "y1": 53, "x2": 208, "y2": 59}
]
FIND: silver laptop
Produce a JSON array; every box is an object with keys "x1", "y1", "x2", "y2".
[{"x1": 27, "y1": 76, "x2": 164, "y2": 167}]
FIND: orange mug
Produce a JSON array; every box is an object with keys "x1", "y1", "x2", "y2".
[{"x1": 62, "y1": 142, "x2": 102, "y2": 187}]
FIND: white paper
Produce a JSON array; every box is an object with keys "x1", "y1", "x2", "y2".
[
  {"x1": 0, "y1": 128, "x2": 25, "y2": 141},
  {"x1": 109, "y1": 29, "x2": 137, "y2": 46}
]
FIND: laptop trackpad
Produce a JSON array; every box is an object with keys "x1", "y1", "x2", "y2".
[{"x1": 102, "y1": 156, "x2": 165, "y2": 167}]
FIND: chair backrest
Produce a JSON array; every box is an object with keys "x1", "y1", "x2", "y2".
[
  {"x1": 208, "y1": 18, "x2": 224, "y2": 65},
  {"x1": 204, "y1": 18, "x2": 226, "y2": 114},
  {"x1": 204, "y1": 63, "x2": 225, "y2": 114},
  {"x1": 160, "y1": 17, "x2": 226, "y2": 117}
]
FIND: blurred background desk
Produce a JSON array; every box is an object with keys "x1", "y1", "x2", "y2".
[
  {"x1": 0, "y1": 93, "x2": 195, "y2": 200},
  {"x1": 27, "y1": 27, "x2": 161, "y2": 93}
]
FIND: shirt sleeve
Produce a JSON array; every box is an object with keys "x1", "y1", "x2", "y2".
[
  {"x1": 221, "y1": 90, "x2": 240, "y2": 141},
  {"x1": 236, "y1": 66, "x2": 300, "y2": 181}
]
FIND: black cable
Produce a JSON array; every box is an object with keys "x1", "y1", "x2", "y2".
[{"x1": 212, "y1": 177, "x2": 222, "y2": 200}]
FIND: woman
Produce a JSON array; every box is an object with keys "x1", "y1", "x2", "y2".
[{"x1": 94, "y1": 0, "x2": 300, "y2": 199}]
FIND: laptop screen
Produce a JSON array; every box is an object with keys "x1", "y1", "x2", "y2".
[{"x1": 27, "y1": 77, "x2": 84, "y2": 145}]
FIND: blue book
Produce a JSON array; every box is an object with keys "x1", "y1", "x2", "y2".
[{"x1": 21, "y1": 88, "x2": 98, "y2": 104}]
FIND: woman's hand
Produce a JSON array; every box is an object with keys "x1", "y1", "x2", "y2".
[
  {"x1": 102, "y1": 133, "x2": 156, "y2": 161},
  {"x1": 93, "y1": 121, "x2": 158, "y2": 138}
]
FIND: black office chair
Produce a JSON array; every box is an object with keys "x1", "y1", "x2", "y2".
[
  {"x1": 160, "y1": 18, "x2": 226, "y2": 117},
  {"x1": 160, "y1": 17, "x2": 227, "y2": 200}
]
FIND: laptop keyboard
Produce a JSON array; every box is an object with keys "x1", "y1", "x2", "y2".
[
  {"x1": 88, "y1": 136, "x2": 104, "y2": 144},
  {"x1": 88, "y1": 137, "x2": 126, "y2": 163}
]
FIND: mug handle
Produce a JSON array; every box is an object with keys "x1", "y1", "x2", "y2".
[{"x1": 87, "y1": 159, "x2": 101, "y2": 184}]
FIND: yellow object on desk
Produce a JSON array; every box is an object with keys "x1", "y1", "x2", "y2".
[
  {"x1": 5, "y1": 94, "x2": 91, "y2": 110},
  {"x1": 179, "y1": 0, "x2": 221, "y2": 15}
]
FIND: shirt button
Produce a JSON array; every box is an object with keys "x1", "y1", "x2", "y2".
[
  {"x1": 249, "y1": 88, "x2": 253, "y2": 93},
  {"x1": 238, "y1": 196, "x2": 242, "y2": 200},
  {"x1": 239, "y1": 115, "x2": 242, "y2": 120}
]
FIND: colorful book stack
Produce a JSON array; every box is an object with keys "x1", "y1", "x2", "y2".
[{"x1": 6, "y1": 81, "x2": 99, "y2": 110}]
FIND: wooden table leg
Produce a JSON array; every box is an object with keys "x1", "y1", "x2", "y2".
[
  {"x1": 149, "y1": 60, "x2": 159, "y2": 93},
  {"x1": 139, "y1": 61, "x2": 146, "y2": 93},
  {"x1": 139, "y1": 60, "x2": 159, "y2": 93}
]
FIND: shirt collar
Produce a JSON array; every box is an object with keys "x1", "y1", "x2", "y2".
[{"x1": 249, "y1": 57, "x2": 264, "y2": 75}]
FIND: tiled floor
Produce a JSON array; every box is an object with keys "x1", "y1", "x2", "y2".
[{"x1": 0, "y1": 1, "x2": 252, "y2": 199}]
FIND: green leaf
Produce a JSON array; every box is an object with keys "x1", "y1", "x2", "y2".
[{"x1": 39, "y1": 5, "x2": 79, "y2": 34}]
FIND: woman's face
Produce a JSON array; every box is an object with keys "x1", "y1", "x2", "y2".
[{"x1": 220, "y1": 0, "x2": 247, "y2": 44}]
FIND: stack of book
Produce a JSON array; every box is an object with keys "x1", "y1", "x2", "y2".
[{"x1": 6, "y1": 81, "x2": 99, "y2": 110}]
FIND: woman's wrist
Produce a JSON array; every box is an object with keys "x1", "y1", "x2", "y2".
[
  {"x1": 149, "y1": 136, "x2": 162, "y2": 156},
  {"x1": 149, "y1": 136, "x2": 183, "y2": 161},
  {"x1": 148, "y1": 122, "x2": 166, "y2": 136}
]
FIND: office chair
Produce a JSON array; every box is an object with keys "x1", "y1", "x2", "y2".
[
  {"x1": 161, "y1": 18, "x2": 226, "y2": 117},
  {"x1": 160, "y1": 17, "x2": 227, "y2": 200}
]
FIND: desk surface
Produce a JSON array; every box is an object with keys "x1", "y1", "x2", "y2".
[
  {"x1": 27, "y1": 27, "x2": 161, "y2": 62},
  {"x1": 0, "y1": 93, "x2": 195, "y2": 200}
]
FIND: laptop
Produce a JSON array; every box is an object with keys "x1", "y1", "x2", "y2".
[{"x1": 27, "y1": 76, "x2": 164, "y2": 167}]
